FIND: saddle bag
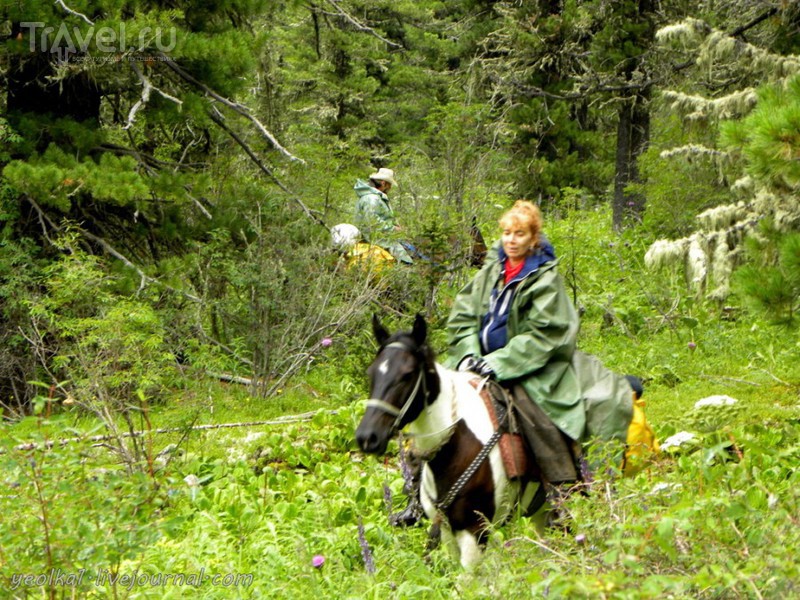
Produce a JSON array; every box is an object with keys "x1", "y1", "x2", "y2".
[{"x1": 469, "y1": 378, "x2": 528, "y2": 479}]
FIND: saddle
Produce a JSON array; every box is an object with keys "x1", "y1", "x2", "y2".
[
  {"x1": 470, "y1": 378, "x2": 580, "y2": 484},
  {"x1": 469, "y1": 378, "x2": 527, "y2": 479}
]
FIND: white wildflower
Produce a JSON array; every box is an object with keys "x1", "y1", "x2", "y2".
[
  {"x1": 661, "y1": 431, "x2": 696, "y2": 449},
  {"x1": 650, "y1": 482, "x2": 682, "y2": 494},
  {"x1": 243, "y1": 431, "x2": 265, "y2": 444},
  {"x1": 694, "y1": 395, "x2": 738, "y2": 408},
  {"x1": 184, "y1": 474, "x2": 201, "y2": 501}
]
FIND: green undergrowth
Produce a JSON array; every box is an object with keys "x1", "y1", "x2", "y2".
[
  {"x1": 3, "y1": 207, "x2": 799, "y2": 598},
  {"x1": 3, "y1": 398, "x2": 799, "y2": 599}
]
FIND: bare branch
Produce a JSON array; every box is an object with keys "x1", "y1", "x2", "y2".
[
  {"x1": 207, "y1": 108, "x2": 327, "y2": 229},
  {"x1": 183, "y1": 187, "x2": 213, "y2": 219},
  {"x1": 9, "y1": 412, "x2": 336, "y2": 453},
  {"x1": 321, "y1": 0, "x2": 403, "y2": 49},
  {"x1": 24, "y1": 195, "x2": 59, "y2": 246},
  {"x1": 54, "y1": 0, "x2": 94, "y2": 26},
  {"x1": 124, "y1": 62, "x2": 183, "y2": 130},
  {"x1": 99, "y1": 143, "x2": 207, "y2": 171},
  {"x1": 24, "y1": 196, "x2": 206, "y2": 303},
  {"x1": 196, "y1": 328, "x2": 255, "y2": 368},
  {"x1": 731, "y1": 7, "x2": 779, "y2": 39},
  {"x1": 159, "y1": 54, "x2": 305, "y2": 164},
  {"x1": 79, "y1": 228, "x2": 203, "y2": 302}
]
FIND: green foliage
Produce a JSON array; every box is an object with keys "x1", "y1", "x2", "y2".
[
  {"x1": 721, "y1": 75, "x2": 800, "y2": 191},
  {"x1": 636, "y1": 115, "x2": 732, "y2": 238},
  {"x1": 734, "y1": 227, "x2": 800, "y2": 324},
  {"x1": 0, "y1": 237, "x2": 46, "y2": 414},
  {"x1": 0, "y1": 435, "x2": 172, "y2": 598},
  {"x1": 2, "y1": 198, "x2": 799, "y2": 596},
  {"x1": 2, "y1": 4, "x2": 800, "y2": 595},
  {"x1": 3, "y1": 402, "x2": 798, "y2": 597},
  {"x1": 18, "y1": 241, "x2": 182, "y2": 468}
]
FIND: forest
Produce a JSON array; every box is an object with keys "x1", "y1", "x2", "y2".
[{"x1": 1, "y1": 1, "x2": 799, "y2": 597}]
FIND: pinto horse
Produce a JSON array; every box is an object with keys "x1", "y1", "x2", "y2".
[{"x1": 355, "y1": 314, "x2": 542, "y2": 568}]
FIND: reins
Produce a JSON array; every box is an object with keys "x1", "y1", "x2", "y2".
[{"x1": 435, "y1": 388, "x2": 508, "y2": 512}]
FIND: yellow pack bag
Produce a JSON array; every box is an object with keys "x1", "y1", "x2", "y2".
[{"x1": 623, "y1": 396, "x2": 659, "y2": 476}]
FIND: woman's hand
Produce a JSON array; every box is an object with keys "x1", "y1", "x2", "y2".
[{"x1": 457, "y1": 356, "x2": 495, "y2": 378}]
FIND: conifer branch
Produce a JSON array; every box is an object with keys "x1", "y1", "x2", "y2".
[
  {"x1": 730, "y1": 7, "x2": 779, "y2": 39},
  {"x1": 124, "y1": 62, "x2": 183, "y2": 130},
  {"x1": 159, "y1": 54, "x2": 305, "y2": 164},
  {"x1": 99, "y1": 143, "x2": 207, "y2": 171},
  {"x1": 206, "y1": 108, "x2": 327, "y2": 229},
  {"x1": 23, "y1": 195, "x2": 59, "y2": 247},
  {"x1": 321, "y1": 0, "x2": 403, "y2": 49},
  {"x1": 53, "y1": 0, "x2": 94, "y2": 26},
  {"x1": 183, "y1": 188, "x2": 213, "y2": 219},
  {"x1": 24, "y1": 195, "x2": 206, "y2": 303},
  {"x1": 78, "y1": 228, "x2": 202, "y2": 302}
]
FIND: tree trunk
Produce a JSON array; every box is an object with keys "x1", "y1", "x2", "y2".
[
  {"x1": 612, "y1": 0, "x2": 655, "y2": 232},
  {"x1": 613, "y1": 89, "x2": 650, "y2": 231}
]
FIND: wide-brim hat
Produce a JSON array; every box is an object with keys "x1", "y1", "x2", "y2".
[{"x1": 369, "y1": 167, "x2": 397, "y2": 188}]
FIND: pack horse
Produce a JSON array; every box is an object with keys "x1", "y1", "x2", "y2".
[{"x1": 355, "y1": 314, "x2": 542, "y2": 568}]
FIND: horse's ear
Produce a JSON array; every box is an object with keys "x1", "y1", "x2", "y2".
[
  {"x1": 372, "y1": 313, "x2": 390, "y2": 345},
  {"x1": 411, "y1": 313, "x2": 427, "y2": 346}
]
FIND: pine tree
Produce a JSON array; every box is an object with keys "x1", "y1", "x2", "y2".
[{"x1": 643, "y1": 7, "x2": 800, "y2": 310}]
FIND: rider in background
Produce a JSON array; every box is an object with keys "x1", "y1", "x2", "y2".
[{"x1": 353, "y1": 168, "x2": 413, "y2": 264}]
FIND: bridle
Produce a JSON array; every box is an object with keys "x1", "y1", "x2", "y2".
[
  {"x1": 362, "y1": 338, "x2": 515, "y2": 526},
  {"x1": 364, "y1": 341, "x2": 430, "y2": 433}
]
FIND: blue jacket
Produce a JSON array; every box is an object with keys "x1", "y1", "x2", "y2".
[{"x1": 480, "y1": 238, "x2": 557, "y2": 354}]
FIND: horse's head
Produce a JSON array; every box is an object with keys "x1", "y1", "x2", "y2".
[{"x1": 355, "y1": 314, "x2": 440, "y2": 455}]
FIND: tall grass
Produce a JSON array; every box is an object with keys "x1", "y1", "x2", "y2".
[{"x1": 2, "y1": 207, "x2": 798, "y2": 598}]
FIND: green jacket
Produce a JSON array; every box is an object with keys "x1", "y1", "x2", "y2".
[
  {"x1": 353, "y1": 179, "x2": 412, "y2": 263},
  {"x1": 446, "y1": 250, "x2": 632, "y2": 444}
]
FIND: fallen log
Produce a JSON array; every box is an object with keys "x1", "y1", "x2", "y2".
[{"x1": 7, "y1": 410, "x2": 337, "y2": 453}]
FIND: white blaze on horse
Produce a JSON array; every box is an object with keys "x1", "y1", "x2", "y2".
[{"x1": 355, "y1": 314, "x2": 543, "y2": 568}]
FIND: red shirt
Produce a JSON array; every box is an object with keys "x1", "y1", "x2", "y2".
[{"x1": 504, "y1": 259, "x2": 524, "y2": 285}]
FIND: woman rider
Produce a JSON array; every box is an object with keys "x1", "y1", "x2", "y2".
[{"x1": 391, "y1": 200, "x2": 655, "y2": 526}]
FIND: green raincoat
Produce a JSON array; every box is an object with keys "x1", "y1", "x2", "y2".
[
  {"x1": 446, "y1": 250, "x2": 633, "y2": 445},
  {"x1": 353, "y1": 179, "x2": 412, "y2": 263}
]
